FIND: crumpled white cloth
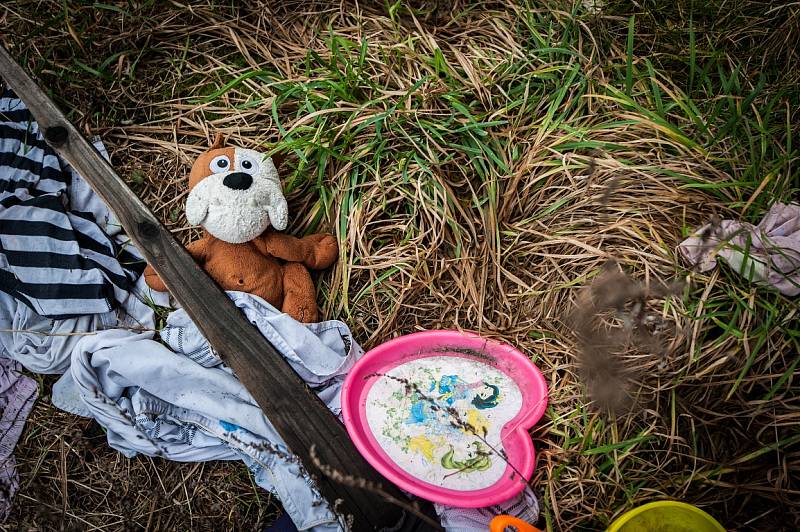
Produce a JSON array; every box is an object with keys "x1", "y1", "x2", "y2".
[
  {"x1": 679, "y1": 202, "x2": 800, "y2": 295},
  {"x1": 52, "y1": 291, "x2": 361, "y2": 531}
]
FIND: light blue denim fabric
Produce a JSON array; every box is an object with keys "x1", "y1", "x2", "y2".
[{"x1": 57, "y1": 292, "x2": 356, "y2": 531}]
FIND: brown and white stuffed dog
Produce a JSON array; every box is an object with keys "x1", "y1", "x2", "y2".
[{"x1": 143, "y1": 134, "x2": 338, "y2": 322}]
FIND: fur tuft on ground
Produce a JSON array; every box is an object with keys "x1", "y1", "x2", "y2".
[{"x1": 1, "y1": 1, "x2": 798, "y2": 530}]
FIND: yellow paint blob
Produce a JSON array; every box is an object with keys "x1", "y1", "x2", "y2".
[
  {"x1": 466, "y1": 409, "x2": 489, "y2": 435},
  {"x1": 408, "y1": 435, "x2": 436, "y2": 462}
]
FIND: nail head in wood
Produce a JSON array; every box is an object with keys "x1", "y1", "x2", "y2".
[
  {"x1": 137, "y1": 221, "x2": 159, "y2": 239},
  {"x1": 45, "y1": 125, "x2": 68, "y2": 146}
]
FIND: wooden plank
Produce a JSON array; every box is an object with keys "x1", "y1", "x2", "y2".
[{"x1": 0, "y1": 45, "x2": 439, "y2": 531}]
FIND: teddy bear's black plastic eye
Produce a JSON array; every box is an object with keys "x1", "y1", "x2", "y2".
[
  {"x1": 209, "y1": 155, "x2": 231, "y2": 174},
  {"x1": 239, "y1": 157, "x2": 259, "y2": 174}
]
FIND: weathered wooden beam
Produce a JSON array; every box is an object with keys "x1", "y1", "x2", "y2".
[{"x1": 0, "y1": 45, "x2": 439, "y2": 531}]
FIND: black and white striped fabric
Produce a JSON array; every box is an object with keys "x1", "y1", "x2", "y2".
[{"x1": 0, "y1": 86, "x2": 144, "y2": 319}]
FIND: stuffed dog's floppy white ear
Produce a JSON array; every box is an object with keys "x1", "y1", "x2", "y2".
[
  {"x1": 267, "y1": 189, "x2": 289, "y2": 231},
  {"x1": 185, "y1": 186, "x2": 209, "y2": 226}
]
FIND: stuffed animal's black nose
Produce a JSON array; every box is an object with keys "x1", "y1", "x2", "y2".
[{"x1": 222, "y1": 172, "x2": 252, "y2": 190}]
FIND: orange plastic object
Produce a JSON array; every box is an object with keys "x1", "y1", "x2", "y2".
[{"x1": 489, "y1": 515, "x2": 542, "y2": 532}]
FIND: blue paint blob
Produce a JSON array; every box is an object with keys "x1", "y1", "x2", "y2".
[{"x1": 219, "y1": 420, "x2": 239, "y2": 432}]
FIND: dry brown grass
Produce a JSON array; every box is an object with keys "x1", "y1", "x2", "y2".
[
  {"x1": 1, "y1": 1, "x2": 798, "y2": 530},
  {"x1": 8, "y1": 385, "x2": 275, "y2": 530}
]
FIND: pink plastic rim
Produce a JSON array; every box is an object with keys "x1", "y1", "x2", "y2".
[{"x1": 341, "y1": 330, "x2": 548, "y2": 508}]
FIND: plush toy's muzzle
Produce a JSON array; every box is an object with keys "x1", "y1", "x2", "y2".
[{"x1": 186, "y1": 147, "x2": 288, "y2": 244}]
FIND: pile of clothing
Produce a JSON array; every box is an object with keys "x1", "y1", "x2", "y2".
[{"x1": 0, "y1": 87, "x2": 538, "y2": 531}]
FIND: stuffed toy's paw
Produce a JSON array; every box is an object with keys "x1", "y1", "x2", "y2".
[
  {"x1": 143, "y1": 264, "x2": 167, "y2": 292},
  {"x1": 281, "y1": 262, "x2": 319, "y2": 323},
  {"x1": 306, "y1": 234, "x2": 339, "y2": 270}
]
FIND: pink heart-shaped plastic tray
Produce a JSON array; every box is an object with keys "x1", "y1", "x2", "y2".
[{"x1": 342, "y1": 330, "x2": 548, "y2": 507}]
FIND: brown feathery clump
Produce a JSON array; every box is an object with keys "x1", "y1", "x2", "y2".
[{"x1": 569, "y1": 261, "x2": 684, "y2": 413}]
